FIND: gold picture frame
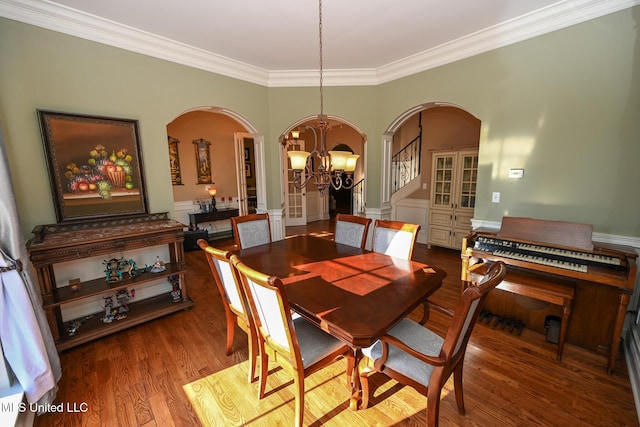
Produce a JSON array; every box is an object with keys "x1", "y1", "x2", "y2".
[
  {"x1": 168, "y1": 136, "x2": 182, "y2": 185},
  {"x1": 193, "y1": 138, "x2": 212, "y2": 184}
]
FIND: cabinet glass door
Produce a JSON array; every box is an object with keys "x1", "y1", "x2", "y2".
[
  {"x1": 432, "y1": 155, "x2": 454, "y2": 207},
  {"x1": 458, "y1": 154, "x2": 478, "y2": 208}
]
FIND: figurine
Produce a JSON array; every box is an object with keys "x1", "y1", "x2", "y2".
[
  {"x1": 150, "y1": 256, "x2": 166, "y2": 273},
  {"x1": 67, "y1": 320, "x2": 82, "y2": 336},
  {"x1": 67, "y1": 315, "x2": 93, "y2": 336},
  {"x1": 115, "y1": 288, "x2": 134, "y2": 320},
  {"x1": 126, "y1": 258, "x2": 147, "y2": 277},
  {"x1": 168, "y1": 275, "x2": 181, "y2": 302},
  {"x1": 101, "y1": 295, "x2": 116, "y2": 323},
  {"x1": 103, "y1": 257, "x2": 130, "y2": 283}
]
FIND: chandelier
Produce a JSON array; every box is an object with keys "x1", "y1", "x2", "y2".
[{"x1": 284, "y1": 0, "x2": 359, "y2": 196}]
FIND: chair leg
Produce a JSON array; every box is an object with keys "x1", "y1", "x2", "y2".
[
  {"x1": 294, "y1": 374, "x2": 305, "y2": 427},
  {"x1": 247, "y1": 331, "x2": 258, "y2": 383},
  {"x1": 453, "y1": 364, "x2": 465, "y2": 415},
  {"x1": 427, "y1": 385, "x2": 442, "y2": 427},
  {"x1": 225, "y1": 316, "x2": 235, "y2": 356},
  {"x1": 258, "y1": 350, "x2": 268, "y2": 399}
]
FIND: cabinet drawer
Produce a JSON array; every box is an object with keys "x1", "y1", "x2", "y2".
[
  {"x1": 428, "y1": 226, "x2": 452, "y2": 246},
  {"x1": 454, "y1": 212, "x2": 473, "y2": 229},
  {"x1": 429, "y1": 210, "x2": 453, "y2": 227}
]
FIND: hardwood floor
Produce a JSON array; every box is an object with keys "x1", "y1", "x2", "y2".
[{"x1": 35, "y1": 219, "x2": 638, "y2": 426}]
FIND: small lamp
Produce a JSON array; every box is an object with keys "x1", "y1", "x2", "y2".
[
  {"x1": 328, "y1": 151, "x2": 349, "y2": 171},
  {"x1": 345, "y1": 154, "x2": 359, "y2": 172},
  {"x1": 288, "y1": 151, "x2": 311, "y2": 171},
  {"x1": 206, "y1": 185, "x2": 217, "y2": 211}
]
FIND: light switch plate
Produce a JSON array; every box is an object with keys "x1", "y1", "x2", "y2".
[
  {"x1": 492, "y1": 192, "x2": 500, "y2": 203},
  {"x1": 509, "y1": 168, "x2": 524, "y2": 178}
]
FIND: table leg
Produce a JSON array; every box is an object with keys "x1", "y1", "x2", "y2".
[{"x1": 349, "y1": 348, "x2": 362, "y2": 410}]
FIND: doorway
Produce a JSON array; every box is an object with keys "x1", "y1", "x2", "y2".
[
  {"x1": 328, "y1": 143, "x2": 355, "y2": 217},
  {"x1": 281, "y1": 118, "x2": 366, "y2": 226}
]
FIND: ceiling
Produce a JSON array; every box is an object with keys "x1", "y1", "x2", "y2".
[{"x1": 1, "y1": 0, "x2": 637, "y2": 86}]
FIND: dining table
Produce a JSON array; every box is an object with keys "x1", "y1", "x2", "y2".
[{"x1": 235, "y1": 234, "x2": 447, "y2": 409}]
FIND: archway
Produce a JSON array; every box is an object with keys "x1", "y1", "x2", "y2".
[
  {"x1": 166, "y1": 106, "x2": 265, "y2": 235},
  {"x1": 382, "y1": 102, "x2": 481, "y2": 247},
  {"x1": 280, "y1": 116, "x2": 366, "y2": 226}
]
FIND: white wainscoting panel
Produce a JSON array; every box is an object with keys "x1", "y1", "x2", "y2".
[{"x1": 392, "y1": 198, "x2": 429, "y2": 244}]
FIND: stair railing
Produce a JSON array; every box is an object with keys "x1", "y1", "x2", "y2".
[{"x1": 391, "y1": 135, "x2": 421, "y2": 194}]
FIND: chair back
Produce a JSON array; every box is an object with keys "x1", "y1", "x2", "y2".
[
  {"x1": 231, "y1": 213, "x2": 272, "y2": 249},
  {"x1": 334, "y1": 213, "x2": 372, "y2": 249},
  {"x1": 198, "y1": 240, "x2": 259, "y2": 383},
  {"x1": 371, "y1": 219, "x2": 420, "y2": 260},
  {"x1": 198, "y1": 240, "x2": 246, "y2": 315},
  {"x1": 441, "y1": 261, "x2": 507, "y2": 363},
  {"x1": 230, "y1": 254, "x2": 301, "y2": 366}
]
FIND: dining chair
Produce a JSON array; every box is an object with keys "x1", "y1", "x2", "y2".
[
  {"x1": 371, "y1": 219, "x2": 421, "y2": 260},
  {"x1": 360, "y1": 261, "x2": 507, "y2": 427},
  {"x1": 334, "y1": 213, "x2": 372, "y2": 249},
  {"x1": 231, "y1": 213, "x2": 271, "y2": 249},
  {"x1": 230, "y1": 254, "x2": 353, "y2": 427},
  {"x1": 197, "y1": 239, "x2": 258, "y2": 383}
]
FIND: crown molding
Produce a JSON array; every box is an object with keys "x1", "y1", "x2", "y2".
[
  {"x1": 376, "y1": 0, "x2": 640, "y2": 83},
  {"x1": 0, "y1": 0, "x2": 270, "y2": 85},
  {"x1": 267, "y1": 68, "x2": 379, "y2": 88},
  {"x1": 1, "y1": 0, "x2": 638, "y2": 87}
]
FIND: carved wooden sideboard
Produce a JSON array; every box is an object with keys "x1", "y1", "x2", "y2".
[{"x1": 26, "y1": 213, "x2": 194, "y2": 351}]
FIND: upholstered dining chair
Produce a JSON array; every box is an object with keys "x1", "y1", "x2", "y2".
[
  {"x1": 371, "y1": 219, "x2": 421, "y2": 260},
  {"x1": 230, "y1": 254, "x2": 353, "y2": 427},
  {"x1": 360, "y1": 261, "x2": 507, "y2": 427},
  {"x1": 231, "y1": 213, "x2": 271, "y2": 249},
  {"x1": 197, "y1": 239, "x2": 258, "y2": 383},
  {"x1": 334, "y1": 213, "x2": 372, "y2": 249}
]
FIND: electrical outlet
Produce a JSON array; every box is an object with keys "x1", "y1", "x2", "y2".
[
  {"x1": 492, "y1": 192, "x2": 501, "y2": 203},
  {"x1": 422, "y1": 182, "x2": 427, "y2": 190}
]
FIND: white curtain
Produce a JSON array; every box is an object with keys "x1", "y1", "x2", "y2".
[{"x1": 0, "y1": 127, "x2": 60, "y2": 405}]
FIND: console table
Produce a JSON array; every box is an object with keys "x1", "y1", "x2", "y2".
[
  {"x1": 188, "y1": 208, "x2": 239, "y2": 240},
  {"x1": 26, "y1": 212, "x2": 194, "y2": 351}
]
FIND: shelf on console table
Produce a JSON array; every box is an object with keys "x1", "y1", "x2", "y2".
[
  {"x1": 26, "y1": 213, "x2": 194, "y2": 351},
  {"x1": 188, "y1": 208, "x2": 239, "y2": 240}
]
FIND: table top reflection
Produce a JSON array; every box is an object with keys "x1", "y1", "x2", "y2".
[{"x1": 236, "y1": 234, "x2": 447, "y2": 348}]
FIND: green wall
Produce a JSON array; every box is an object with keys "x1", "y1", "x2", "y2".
[
  {"x1": 0, "y1": 18, "x2": 270, "y2": 237},
  {"x1": 1, "y1": 6, "x2": 639, "y2": 239},
  {"x1": 379, "y1": 6, "x2": 640, "y2": 236}
]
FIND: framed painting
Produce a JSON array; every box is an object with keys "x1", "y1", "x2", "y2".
[
  {"x1": 193, "y1": 138, "x2": 212, "y2": 184},
  {"x1": 168, "y1": 136, "x2": 182, "y2": 185},
  {"x1": 245, "y1": 162, "x2": 253, "y2": 178},
  {"x1": 37, "y1": 110, "x2": 149, "y2": 223}
]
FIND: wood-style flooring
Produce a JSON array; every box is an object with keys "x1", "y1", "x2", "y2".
[{"x1": 35, "y1": 219, "x2": 638, "y2": 426}]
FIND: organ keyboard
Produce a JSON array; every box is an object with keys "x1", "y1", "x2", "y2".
[
  {"x1": 462, "y1": 216, "x2": 637, "y2": 374},
  {"x1": 472, "y1": 235, "x2": 624, "y2": 273}
]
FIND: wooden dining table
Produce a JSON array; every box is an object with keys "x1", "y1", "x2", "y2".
[{"x1": 235, "y1": 234, "x2": 447, "y2": 409}]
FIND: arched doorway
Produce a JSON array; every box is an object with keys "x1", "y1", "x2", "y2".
[
  {"x1": 383, "y1": 102, "x2": 481, "y2": 248},
  {"x1": 280, "y1": 116, "x2": 366, "y2": 227},
  {"x1": 328, "y1": 143, "x2": 355, "y2": 217},
  {"x1": 166, "y1": 107, "x2": 265, "y2": 234}
]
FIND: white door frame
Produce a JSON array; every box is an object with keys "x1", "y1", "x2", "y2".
[
  {"x1": 233, "y1": 132, "x2": 251, "y2": 215},
  {"x1": 282, "y1": 139, "x2": 307, "y2": 226}
]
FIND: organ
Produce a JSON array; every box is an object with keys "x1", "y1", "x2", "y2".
[{"x1": 461, "y1": 216, "x2": 637, "y2": 373}]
